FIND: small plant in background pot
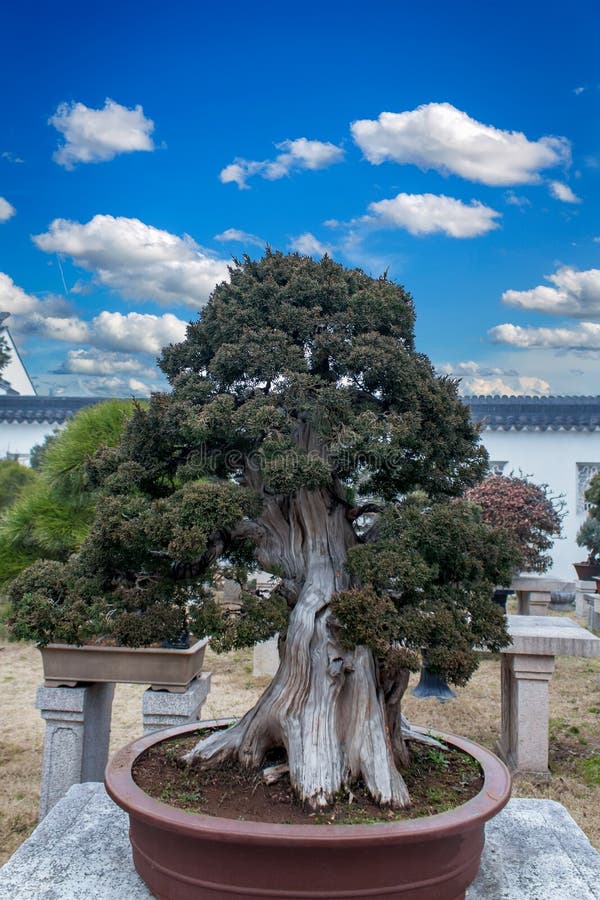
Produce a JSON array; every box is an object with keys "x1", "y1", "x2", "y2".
[{"x1": 576, "y1": 471, "x2": 600, "y2": 582}]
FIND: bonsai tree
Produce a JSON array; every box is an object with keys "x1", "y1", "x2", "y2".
[
  {"x1": 9, "y1": 252, "x2": 517, "y2": 809},
  {"x1": 466, "y1": 473, "x2": 563, "y2": 574},
  {"x1": 577, "y1": 471, "x2": 600, "y2": 565}
]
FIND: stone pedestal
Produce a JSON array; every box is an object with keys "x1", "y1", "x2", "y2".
[
  {"x1": 35, "y1": 682, "x2": 115, "y2": 820},
  {"x1": 142, "y1": 672, "x2": 211, "y2": 734},
  {"x1": 575, "y1": 580, "x2": 595, "y2": 616},
  {"x1": 587, "y1": 594, "x2": 600, "y2": 632},
  {"x1": 516, "y1": 590, "x2": 551, "y2": 616},
  {"x1": 253, "y1": 635, "x2": 279, "y2": 677},
  {"x1": 497, "y1": 653, "x2": 554, "y2": 778}
]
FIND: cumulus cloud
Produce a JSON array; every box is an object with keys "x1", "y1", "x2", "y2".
[
  {"x1": 437, "y1": 359, "x2": 550, "y2": 395},
  {"x1": 17, "y1": 309, "x2": 187, "y2": 355},
  {"x1": 502, "y1": 266, "x2": 600, "y2": 317},
  {"x1": 50, "y1": 98, "x2": 155, "y2": 169},
  {"x1": 365, "y1": 192, "x2": 500, "y2": 237},
  {"x1": 289, "y1": 232, "x2": 333, "y2": 256},
  {"x1": 214, "y1": 228, "x2": 265, "y2": 247},
  {"x1": 220, "y1": 137, "x2": 344, "y2": 189},
  {"x1": 58, "y1": 349, "x2": 157, "y2": 378},
  {"x1": 34, "y1": 215, "x2": 229, "y2": 309},
  {"x1": 489, "y1": 321, "x2": 600, "y2": 350},
  {"x1": 0, "y1": 272, "x2": 70, "y2": 318},
  {"x1": 0, "y1": 197, "x2": 15, "y2": 222},
  {"x1": 548, "y1": 180, "x2": 581, "y2": 203},
  {"x1": 351, "y1": 102, "x2": 570, "y2": 186},
  {"x1": 467, "y1": 375, "x2": 551, "y2": 395}
]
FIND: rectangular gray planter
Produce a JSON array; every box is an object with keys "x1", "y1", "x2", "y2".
[{"x1": 40, "y1": 637, "x2": 208, "y2": 692}]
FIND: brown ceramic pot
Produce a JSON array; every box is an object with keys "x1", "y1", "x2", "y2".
[
  {"x1": 40, "y1": 636, "x2": 208, "y2": 692},
  {"x1": 106, "y1": 721, "x2": 511, "y2": 900},
  {"x1": 573, "y1": 562, "x2": 600, "y2": 582}
]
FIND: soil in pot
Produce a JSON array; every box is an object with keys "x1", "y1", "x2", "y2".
[{"x1": 132, "y1": 727, "x2": 484, "y2": 825}]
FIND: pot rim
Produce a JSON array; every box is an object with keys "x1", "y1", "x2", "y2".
[
  {"x1": 40, "y1": 636, "x2": 208, "y2": 655},
  {"x1": 105, "y1": 719, "x2": 511, "y2": 847}
]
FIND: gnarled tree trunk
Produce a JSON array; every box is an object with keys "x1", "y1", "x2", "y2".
[{"x1": 184, "y1": 426, "x2": 411, "y2": 809}]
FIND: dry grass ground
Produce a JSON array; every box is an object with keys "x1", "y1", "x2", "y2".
[{"x1": 1, "y1": 623, "x2": 599, "y2": 866}]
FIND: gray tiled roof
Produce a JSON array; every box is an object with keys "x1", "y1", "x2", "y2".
[
  {"x1": 2, "y1": 394, "x2": 600, "y2": 431},
  {"x1": 0, "y1": 396, "x2": 104, "y2": 424},
  {"x1": 464, "y1": 395, "x2": 600, "y2": 431}
]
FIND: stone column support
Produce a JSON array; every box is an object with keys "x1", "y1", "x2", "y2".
[
  {"x1": 142, "y1": 672, "x2": 211, "y2": 734},
  {"x1": 497, "y1": 653, "x2": 555, "y2": 778},
  {"x1": 36, "y1": 682, "x2": 115, "y2": 820},
  {"x1": 516, "y1": 591, "x2": 551, "y2": 616}
]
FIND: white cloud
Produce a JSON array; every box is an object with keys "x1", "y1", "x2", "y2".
[
  {"x1": 465, "y1": 375, "x2": 550, "y2": 396},
  {"x1": 548, "y1": 180, "x2": 581, "y2": 203},
  {"x1": 220, "y1": 137, "x2": 344, "y2": 189},
  {"x1": 502, "y1": 266, "x2": 600, "y2": 317},
  {"x1": 574, "y1": 86, "x2": 586, "y2": 95},
  {"x1": 0, "y1": 272, "x2": 70, "y2": 318},
  {"x1": 1, "y1": 152, "x2": 25, "y2": 164},
  {"x1": 351, "y1": 102, "x2": 570, "y2": 186},
  {"x1": 0, "y1": 197, "x2": 15, "y2": 222},
  {"x1": 214, "y1": 228, "x2": 265, "y2": 247},
  {"x1": 18, "y1": 309, "x2": 187, "y2": 355},
  {"x1": 59, "y1": 349, "x2": 157, "y2": 378},
  {"x1": 436, "y1": 360, "x2": 550, "y2": 395},
  {"x1": 50, "y1": 98, "x2": 155, "y2": 169},
  {"x1": 489, "y1": 321, "x2": 600, "y2": 350},
  {"x1": 505, "y1": 191, "x2": 531, "y2": 207},
  {"x1": 365, "y1": 192, "x2": 500, "y2": 237},
  {"x1": 289, "y1": 232, "x2": 333, "y2": 256},
  {"x1": 34, "y1": 215, "x2": 229, "y2": 309}
]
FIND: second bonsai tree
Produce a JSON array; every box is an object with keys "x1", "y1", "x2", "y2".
[{"x1": 9, "y1": 251, "x2": 518, "y2": 809}]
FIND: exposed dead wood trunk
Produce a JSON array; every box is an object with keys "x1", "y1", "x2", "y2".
[{"x1": 183, "y1": 422, "x2": 411, "y2": 809}]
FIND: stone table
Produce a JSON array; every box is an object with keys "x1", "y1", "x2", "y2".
[
  {"x1": 511, "y1": 576, "x2": 575, "y2": 616},
  {"x1": 498, "y1": 615, "x2": 600, "y2": 778},
  {"x1": 0, "y1": 784, "x2": 598, "y2": 899}
]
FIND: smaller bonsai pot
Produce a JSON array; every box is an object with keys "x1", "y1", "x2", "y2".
[
  {"x1": 105, "y1": 721, "x2": 511, "y2": 900},
  {"x1": 573, "y1": 562, "x2": 600, "y2": 581},
  {"x1": 40, "y1": 636, "x2": 208, "y2": 692}
]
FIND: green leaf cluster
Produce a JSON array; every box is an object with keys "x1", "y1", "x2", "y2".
[{"x1": 331, "y1": 494, "x2": 517, "y2": 685}]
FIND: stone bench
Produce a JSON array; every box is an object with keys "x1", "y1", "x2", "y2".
[
  {"x1": 497, "y1": 615, "x2": 600, "y2": 778},
  {"x1": 35, "y1": 673, "x2": 211, "y2": 820},
  {"x1": 0, "y1": 784, "x2": 598, "y2": 899},
  {"x1": 511, "y1": 576, "x2": 576, "y2": 616}
]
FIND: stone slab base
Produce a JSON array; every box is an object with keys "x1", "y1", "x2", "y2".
[{"x1": 0, "y1": 785, "x2": 598, "y2": 899}]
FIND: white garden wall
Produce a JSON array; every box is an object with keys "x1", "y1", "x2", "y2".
[{"x1": 480, "y1": 429, "x2": 600, "y2": 580}]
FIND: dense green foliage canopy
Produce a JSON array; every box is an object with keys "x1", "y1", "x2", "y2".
[{"x1": 9, "y1": 253, "x2": 515, "y2": 684}]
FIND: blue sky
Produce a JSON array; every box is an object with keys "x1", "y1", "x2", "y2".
[{"x1": 1, "y1": 0, "x2": 600, "y2": 397}]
